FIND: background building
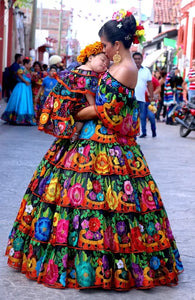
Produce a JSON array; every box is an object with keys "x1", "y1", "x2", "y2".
[{"x1": 177, "y1": 0, "x2": 195, "y2": 77}]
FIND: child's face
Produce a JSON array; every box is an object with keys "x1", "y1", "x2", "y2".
[
  {"x1": 90, "y1": 53, "x2": 108, "y2": 73},
  {"x1": 49, "y1": 68, "x2": 56, "y2": 77}
]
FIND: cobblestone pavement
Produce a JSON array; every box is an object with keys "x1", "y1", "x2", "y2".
[{"x1": 0, "y1": 100, "x2": 195, "y2": 300}]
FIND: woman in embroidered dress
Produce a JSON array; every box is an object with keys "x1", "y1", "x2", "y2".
[
  {"x1": 1, "y1": 58, "x2": 36, "y2": 125},
  {"x1": 31, "y1": 61, "x2": 47, "y2": 123},
  {"x1": 5, "y1": 10, "x2": 183, "y2": 291}
]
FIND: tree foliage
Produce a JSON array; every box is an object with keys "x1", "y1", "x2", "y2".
[{"x1": 13, "y1": 0, "x2": 33, "y2": 8}]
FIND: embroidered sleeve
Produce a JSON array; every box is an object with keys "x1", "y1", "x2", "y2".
[{"x1": 95, "y1": 79, "x2": 140, "y2": 138}]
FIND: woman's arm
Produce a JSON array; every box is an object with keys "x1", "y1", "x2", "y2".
[{"x1": 17, "y1": 72, "x2": 30, "y2": 85}]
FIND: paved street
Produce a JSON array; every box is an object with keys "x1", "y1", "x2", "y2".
[{"x1": 0, "y1": 100, "x2": 195, "y2": 300}]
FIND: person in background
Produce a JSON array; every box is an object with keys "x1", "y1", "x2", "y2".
[
  {"x1": 145, "y1": 75, "x2": 161, "y2": 137},
  {"x1": 49, "y1": 55, "x2": 63, "y2": 72},
  {"x1": 31, "y1": 61, "x2": 47, "y2": 122},
  {"x1": 164, "y1": 67, "x2": 183, "y2": 125},
  {"x1": 1, "y1": 58, "x2": 36, "y2": 125},
  {"x1": 9, "y1": 53, "x2": 23, "y2": 92},
  {"x1": 34, "y1": 65, "x2": 58, "y2": 120},
  {"x1": 3, "y1": 53, "x2": 23, "y2": 100},
  {"x1": 133, "y1": 52, "x2": 154, "y2": 138},
  {"x1": 42, "y1": 63, "x2": 48, "y2": 73},
  {"x1": 187, "y1": 58, "x2": 195, "y2": 102},
  {"x1": 156, "y1": 69, "x2": 167, "y2": 121}
]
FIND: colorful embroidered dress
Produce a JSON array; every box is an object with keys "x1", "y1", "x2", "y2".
[
  {"x1": 38, "y1": 69, "x2": 99, "y2": 139},
  {"x1": 1, "y1": 66, "x2": 36, "y2": 125},
  {"x1": 31, "y1": 71, "x2": 46, "y2": 122},
  {"x1": 5, "y1": 71, "x2": 183, "y2": 291}
]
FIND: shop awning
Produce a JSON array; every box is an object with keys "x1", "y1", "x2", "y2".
[{"x1": 142, "y1": 48, "x2": 166, "y2": 67}]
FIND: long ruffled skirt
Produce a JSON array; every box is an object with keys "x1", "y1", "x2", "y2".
[{"x1": 5, "y1": 137, "x2": 183, "y2": 290}]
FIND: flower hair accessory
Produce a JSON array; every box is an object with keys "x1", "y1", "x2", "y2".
[
  {"x1": 112, "y1": 9, "x2": 146, "y2": 45},
  {"x1": 77, "y1": 41, "x2": 104, "y2": 64}
]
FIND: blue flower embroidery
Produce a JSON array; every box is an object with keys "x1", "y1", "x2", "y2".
[
  {"x1": 126, "y1": 151, "x2": 133, "y2": 160},
  {"x1": 35, "y1": 217, "x2": 51, "y2": 241},
  {"x1": 150, "y1": 256, "x2": 161, "y2": 270},
  {"x1": 60, "y1": 272, "x2": 67, "y2": 287},
  {"x1": 80, "y1": 120, "x2": 96, "y2": 139},
  {"x1": 100, "y1": 126, "x2": 107, "y2": 134}
]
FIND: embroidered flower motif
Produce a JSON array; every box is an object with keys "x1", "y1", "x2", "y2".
[
  {"x1": 92, "y1": 180, "x2": 102, "y2": 194},
  {"x1": 85, "y1": 230, "x2": 94, "y2": 240},
  {"x1": 106, "y1": 186, "x2": 118, "y2": 210},
  {"x1": 141, "y1": 187, "x2": 156, "y2": 210},
  {"x1": 45, "y1": 177, "x2": 61, "y2": 202},
  {"x1": 13, "y1": 237, "x2": 24, "y2": 251},
  {"x1": 150, "y1": 256, "x2": 161, "y2": 270},
  {"x1": 75, "y1": 259, "x2": 95, "y2": 287},
  {"x1": 89, "y1": 217, "x2": 101, "y2": 232},
  {"x1": 53, "y1": 98, "x2": 61, "y2": 112},
  {"x1": 80, "y1": 120, "x2": 96, "y2": 139},
  {"x1": 73, "y1": 215, "x2": 79, "y2": 229},
  {"x1": 116, "y1": 221, "x2": 126, "y2": 235},
  {"x1": 25, "y1": 204, "x2": 33, "y2": 214},
  {"x1": 56, "y1": 219, "x2": 69, "y2": 243},
  {"x1": 124, "y1": 180, "x2": 133, "y2": 195},
  {"x1": 35, "y1": 217, "x2": 51, "y2": 241},
  {"x1": 62, "y1": 254, "x2": 68, "y2": 268},
  {"x1": 68, "y1": 183, "x2": 85, "y2": 207},
  {"x1": 81, "y1": 219, "x2": 89, "y2": 229},
  {"x1": 77, "y1": 77, "x2": 86, "y2": 88},
  {"x1": 117, "y1": 259, "x2": 124, "y2": 269},
  {"x1": 94, "y1": 152, "x2": 110, "y2": 174},
  {"x1": 59, "y1": 272, "x2": 67, "y2": 287},
  {"x1": 68, "y1": 231, "x2": 78, "y2": 246},
  {"x1": 45, "y1": 259, "x2": 59, "y2": 285},
  {"x1": 97, "y1": 192, "x2": 104, "y2": 202}
]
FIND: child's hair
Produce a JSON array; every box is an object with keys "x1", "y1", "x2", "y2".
[
  {"x1": 49, "y1": 65, "x2": 57, "y2": 72},
  {"x1": 77, "y1": 41, "x2": 104, "y2": 64},
  {"x1": 23, "y1": 58, "x2": 30, "y2": 65},
  {"x1": 33, "y1": 61, "x2": 42, "y2": 71}
]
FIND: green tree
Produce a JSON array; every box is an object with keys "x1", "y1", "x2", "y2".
[{"x1": 13, "y1": 0, "x2": 33, "y2": 8}]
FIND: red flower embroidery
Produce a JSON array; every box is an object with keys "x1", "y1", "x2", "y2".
[{"x1": 89, "y1": 217, "x2": 101, "y2": 232}]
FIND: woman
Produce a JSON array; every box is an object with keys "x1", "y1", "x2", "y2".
[
  {"x1": 156, "y1": 70, "x2": 167, "y2": 121},
  {"x1": 5, "y1": 10, "x2": 183, "y2": 291},
  {"x1": 31, "y1": 61, "x2": 46, "y2": 123},
  {"x1": 1, "y1": 58, "x2": 36, "y2": 125}
]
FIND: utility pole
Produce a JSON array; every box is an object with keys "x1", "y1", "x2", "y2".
[
  {"x1": 57, "y1": 0, "x2": 63, "y2": 55},
  {"x1": 29, "y1": 0, "x2": 37, "y2": 49}
]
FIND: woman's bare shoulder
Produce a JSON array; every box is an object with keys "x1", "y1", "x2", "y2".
[{"x1": 115, "y1": 63, "x2": 138, "y2": 89}]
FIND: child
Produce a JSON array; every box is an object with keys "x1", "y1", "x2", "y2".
[
  {"x1": 1, "y1": 58, "x2": 36, "y2": 125},
  {"x1": 38, "y1": 41, "x2": 108, "y2": 141},
  {"x1": 35, "y1": 65, "x2": 58, "y2": 120}
]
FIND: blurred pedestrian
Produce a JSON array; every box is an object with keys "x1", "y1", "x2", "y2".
[
  {"x1": 133, "y1": 52, "x2": 154, "y2": 137},
  {"x1": 187, "y1": 58, "x2": 195, "y2": 102},
  {"x1": 164, "y1": 67, "x2": 183, "y2": 125},
  {"x1": 1, "y1": 58, "x2": 36, "y2": 125},
  {"x1": 156, "y1": 69, "x2": 167, "y2": 121},
  {"x1": 31, "y1": 61, "x2": 46, "y2": 122},
  {"x1": 34, "y1": 65, "x2": 58, "y2": 119}
]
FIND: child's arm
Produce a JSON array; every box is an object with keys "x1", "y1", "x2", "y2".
[
  {"x1": 75, "y1": 105, "x2": 98, "y2": 121},
  {"x1": 85, "y1": 93, "x2": 95, "y2": 106},
  {"x1": 35, "y1": 86, "x2": 44, "y2": 100}
]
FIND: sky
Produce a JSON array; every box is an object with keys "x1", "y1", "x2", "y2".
[{"x1": 37, "y1": 0, "x2": 154, "y2": 48}]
